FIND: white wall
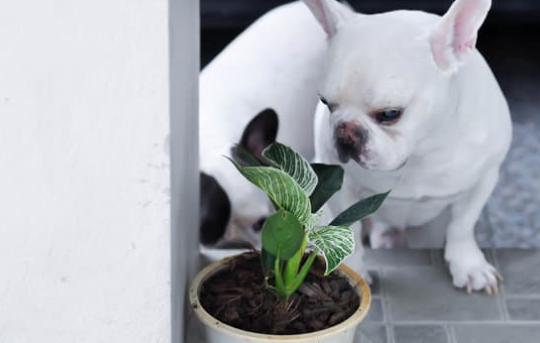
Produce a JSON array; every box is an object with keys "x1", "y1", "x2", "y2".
[
  {"x1": 0, "y1": 0, "x2": 173, "y2": 342},
  {"x1": 170, "y1": 0, "x2": 200, "y2": 342}
]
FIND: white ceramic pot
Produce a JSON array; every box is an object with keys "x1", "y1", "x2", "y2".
[{"x1": 189, "y1": 254, "x2": 371, "y2": 343}]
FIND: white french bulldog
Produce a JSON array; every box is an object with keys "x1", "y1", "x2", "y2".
[
  {"x1": 199, "y1": 2, "x2": 326, "y2": 247},
  {"x1": 303, "y1": 0, "x2": 512, "y2": 293}
]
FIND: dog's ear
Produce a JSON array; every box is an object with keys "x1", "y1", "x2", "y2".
[
  {"x1": 430, "y1": 0, "x2": 491, "y2": 73},
  {"x1": 301, "y1": 0, "x2": 355, "y2": 37},
  {"x1": 239, "y1": 108, "x2": 279, "y2": 160},
  {"x1": 200, "y1": 172, "x2": 231, "y2": 246}
]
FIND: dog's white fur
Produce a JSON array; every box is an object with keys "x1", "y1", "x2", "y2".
[
  {"x1": 200, "y1": 2, "x2": 326, "y2": 244},
  {"x1": 304, "y1": 0, "x2": 512, "y2": 292}
]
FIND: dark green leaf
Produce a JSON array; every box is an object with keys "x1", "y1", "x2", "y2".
[
  {"x1": 309, "y1": 164, "x2": 344, "y2": 212},
  {"x1": 330, "y1": 191, "x2": 391, "y2": 226},
  {"x1": 261, "y1": 249, "x2": 276, "y2": 277},
  {"x1": 262, "y1": 210, "x2": 305, "y2": 260}
]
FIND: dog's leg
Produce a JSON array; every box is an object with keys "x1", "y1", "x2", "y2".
[
  {"x1": 445, "y1": 168, "x2": 501, "y2": 294},
  {"x1": 368, "y1": 218, "x2": 408, "y2": 249}
]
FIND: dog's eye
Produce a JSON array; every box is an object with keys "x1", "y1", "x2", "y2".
[{"x1": 375, "y1": 108, "x2": 403, "y2": 125}]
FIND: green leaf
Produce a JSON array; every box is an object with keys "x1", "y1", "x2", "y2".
[
  {"x1": 306, "y1": 209, "x2": 324, "y2": 231},
  {"x1": 330, "y1": 191, "x2": 391, "y2": 226},
  {"x1": 262, "y1": 210, "x2": 305, "y2": 260},
  {"x1": 228, "y1": 158, "x2": 312, "y2": 225},
  {"x1": 307, "y1": 226, "x2": 355, "y2": 275},
  {"x1": 309, "y1": 163, "x2": 344, "y2": 212},
  {"x1": 261, "y1": 248, "x2": 276, "y2": 277},
  {"x1": 262, "y1": 143, "x2": 318, "y2": 196}
]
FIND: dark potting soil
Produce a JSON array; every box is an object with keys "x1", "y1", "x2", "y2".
[{"x1": 198, "y1": 252, "x2": 361, "y2": 335}]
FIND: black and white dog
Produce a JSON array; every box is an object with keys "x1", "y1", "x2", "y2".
[{"x1": 199, "y1": 2, "x2": 326, "y2": 248}]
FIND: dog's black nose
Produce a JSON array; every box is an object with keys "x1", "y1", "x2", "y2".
[{"x1": 334, "y1": 122, "x2": 366, "y2": 163}]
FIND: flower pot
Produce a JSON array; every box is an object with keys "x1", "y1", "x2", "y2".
[{"x1": 189, "y1": 253, "x2": 371, "y2": 343}]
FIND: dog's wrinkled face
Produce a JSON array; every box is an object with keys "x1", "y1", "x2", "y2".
[
  {"x1": 302, "y1": 0, "x2": 492, "y2": 171},
  {"x1": 319, "y1": 13, "x2": 445, "y2": 171}
]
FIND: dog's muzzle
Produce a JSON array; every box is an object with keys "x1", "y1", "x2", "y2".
[{"x1": 334, "y1": 121, "x2": 367, "y2": 163}]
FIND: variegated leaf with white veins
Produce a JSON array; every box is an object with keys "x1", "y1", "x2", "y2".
[
  {"x1": 308, "y1": 225, "x2": 355, "y2": 275},
  {"x1": 263, "y1": 143, "x2": 318, "y2": 196},
  {"x1": 229, "y1": 159, "x2": 312, "y2": 226},
  {"x1": 306, "y1": 209, "x2": 324, "y2": 231}
]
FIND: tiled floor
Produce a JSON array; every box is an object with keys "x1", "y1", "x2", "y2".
[
  {"x1": 356, "y1": 249, "x2": 540, "y2": 343},
  {"x1": 190, "y1": 249, "x2": 540, "y2": 343}
]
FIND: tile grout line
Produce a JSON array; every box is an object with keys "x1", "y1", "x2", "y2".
[
  {"x1": 433, "y1": 251, "x2": 457, "y2": 343},
  {"x1": 380, "y1": 267, "x2": 393, "y2": 323},
  {"x1": 366, "y1": 265, "x2": 441, "y2": 270},
  {"x1": 380, "y1": 267, "x2": 396, "y2": 343},
  {"x1": 448, "y1": 324, "x2": 458, "y2": 343},
  {"x1": 503, "y1": 294, "x2": 540, "y2": 299},
  {"x1": 386, "y1": 324, "x2": 396, "y2": 343},
  {"x1": 491, "y1": 250, "x2": 511, "y2": 321},
  {"x1": 444, "y1": 323, "x2": 454, "y2": 343}
]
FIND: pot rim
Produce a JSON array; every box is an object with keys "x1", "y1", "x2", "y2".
[{"x1": 189, "y1": 253, "x2": 371, "y2": 341}]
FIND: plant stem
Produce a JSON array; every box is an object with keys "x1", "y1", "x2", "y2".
[
  {"x1": 283, "y1": 236, "x2": 307, "y2": 286},
  {"x1": 286, "y1": 250, "x2": 318, "y2": 296},
  {"x1": 274, "y1": 254, "x2": 288, "y2": 299}
]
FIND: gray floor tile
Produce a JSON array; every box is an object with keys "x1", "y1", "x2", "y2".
[
  {"x1": 404, "y1": 210, "x2": 449, "y2": 249},
  {"x1": 365, "y1": 298, "x2": 384, "y2": 322},
  {"x1": 384, "y1": 268, "x2": 503, "y2": 322},
  {"x1": 430, "y1": 249, "x2": 495, "y2": 267},
  {"x1": 355, "y1": 324, "x2": 388, "y2": 343},
  {"x1": 495, "y1": 250, "x2": 540, "y2": 295},
  {"x1": 365, "y1": 249, "x2": 432, "y2": 268},
  {"x1": 453, "y1": 325, "x2": 540, "y2": 343},
  {"x1": 483, "y1": 249, "x2": 497, "y2": 264},
  {"x1": 403, "y1": 208, "x2": 493, "y2": 249},
  {"x1": 393, "y1": 325, "x2": 449, "y2": 343},
  {"x1": 369, "y1": 270, "x2": 381, "y2": 296},
  {"x1": 506, "y1": 299, "x2": 540, "y2": 321},
  {"x1": 430, "y1": 249, "x2": 445, "y2": 265}
]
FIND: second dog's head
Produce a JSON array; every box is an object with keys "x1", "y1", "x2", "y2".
[
  {"x1": 303, "y1": 0, "x2": 492, "y2": 171},
  {"x1": 200, "y1": 109, "x2": 278, "y2": 248}
]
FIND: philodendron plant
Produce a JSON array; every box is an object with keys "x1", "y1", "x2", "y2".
[{"x1": 229, "y1": 142, "x2": 389, "y2": 300}]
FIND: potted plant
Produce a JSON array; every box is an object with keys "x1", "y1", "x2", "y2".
[{"x1": 190, "y1": 142, "x2": 389, "y2": 343}]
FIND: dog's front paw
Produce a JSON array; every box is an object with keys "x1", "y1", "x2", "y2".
[{"x1": 445, "y1": 245, "x2": 502, "y2": 295}]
